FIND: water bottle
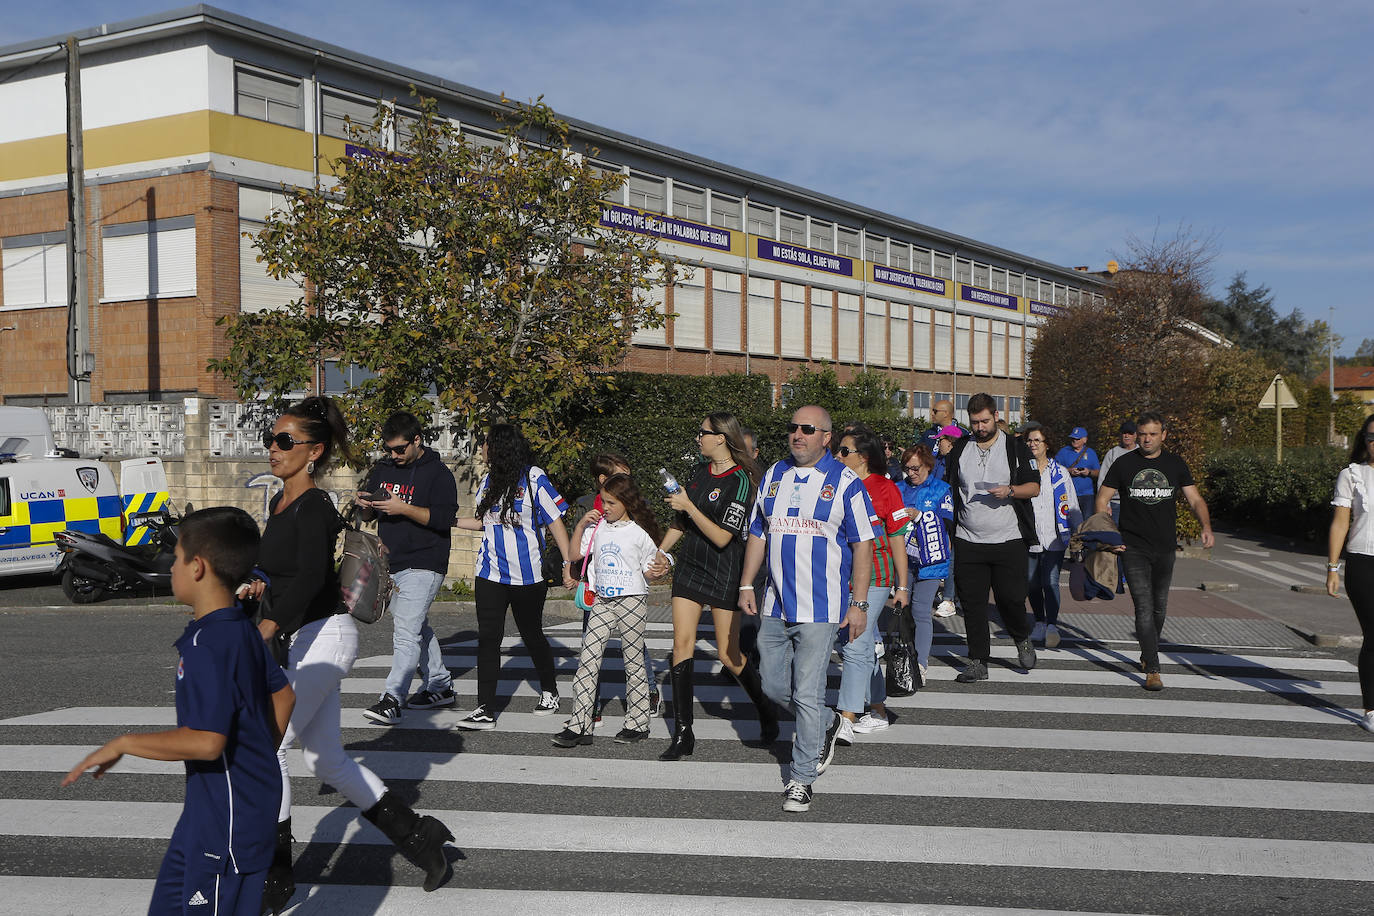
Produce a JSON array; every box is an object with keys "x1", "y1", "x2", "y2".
[{"x1": 659, "y1": 468, "x2": 681, "y2": 494}]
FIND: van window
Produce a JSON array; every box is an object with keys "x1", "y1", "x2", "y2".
[{"x1": 0, "y1": 478, "x2": 10, "y2": 517}]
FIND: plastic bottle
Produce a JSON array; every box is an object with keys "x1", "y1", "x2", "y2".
[{"x1": 659, "y1": 468, "x2": 681, "y2": 494}]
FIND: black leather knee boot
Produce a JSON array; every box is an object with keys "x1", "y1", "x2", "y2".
[
  {"x1": 362, "y1": 791, "x2": 454, "y2": 892},
  {"x1": 733, "y1": 659, "x2": 780, "y2": 746},
  {"x1": 658, "y1": 658, "x2": 695, "y2": 761},
  {"x1": 260, "y1": 818, "x2": 294, "y2": 915}
]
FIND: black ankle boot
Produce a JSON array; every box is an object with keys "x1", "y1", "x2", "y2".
[
  {"x1": 362, "y1": 791, "x2": 454, "y2": 892},
  {"x1": 260, "y1": 818, "x2": 294, "y2": 915},
  {"x1": 658, "y1": 659, "x2": 695, "y2": 761},
  {"x1": 733, "y1": 659, "x2": 779, "y2": 746}
]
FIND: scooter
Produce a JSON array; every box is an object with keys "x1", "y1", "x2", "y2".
[{"x1": 53, "y1": 508, "x2": 182, "y2": 604}]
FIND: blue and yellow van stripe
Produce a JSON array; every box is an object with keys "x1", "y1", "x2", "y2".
[
  {"x1": 123, "y1": 491, "x2": 170, "y2": 545},
  {"x1": 0, "y1": 494, "x2": 125, "y2": 548}
]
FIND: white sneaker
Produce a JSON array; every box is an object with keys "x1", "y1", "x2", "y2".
[
  {"x1": 1044, "y1": 625, "x2": 1061, "y2": 649},
  {"x1": 852, "y1": 712, "x2": 890, "y2": 734},
  {"x1": 1031, "y1": 622, "x2": 1046, "y2": 644},
  {"x1": 934, "y1": 600, "x2": 956, "y2": 618},
  {"x1": 835, "y1": 714, "x2": 855, "y2": 747},
  {"x1": 1360, "y1": 711, "x2": 1374, "y2": 734},
  {"x1": 533, "y1": 691, "x2": 560, "y2": 716}
]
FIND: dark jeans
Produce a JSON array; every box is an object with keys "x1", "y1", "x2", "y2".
[
  {"x1": 953, "y1": 537, "x2": 1032, "y2": 662},
  {"x1": 1027, "y1": 548, "x2": 1066, "y2": 625},
  {"x1": 1345, "y1": 553, "x2": 1374, "y2": 709},
  {"x1": 474, "y1": 578, "x2": 557, "y2": 709},
  {"x1": 1078, "y1": 493, "x2": 1096, "y2": 525},
  {"x1": 1122, "y1": 547, "x2": 1177, "y2": 672}
]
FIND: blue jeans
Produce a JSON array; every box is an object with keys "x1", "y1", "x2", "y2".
[
  {"x1": 384, "y1": 568, "x2": 451, "y2": 700},
  {"x1": 758, "y1": 614, "x2": 840, "y2": 786},
  {"x1": 909, "y1": 578, "x2": 939, "y2": 671},
  {"x1": 1027, "y1": 549, "x2": 1065, "y2": 625},
  {"x1": 838, "y1": 585, "x2": 890, "y2": 714}
]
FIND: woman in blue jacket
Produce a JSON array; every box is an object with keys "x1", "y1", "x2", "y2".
[
  {"x1": 897, "y1": 443, "x2": 954, "y2": 686},
  {"x1": 1022, "y1": 423, "x2": 1082, "y2": 649}
]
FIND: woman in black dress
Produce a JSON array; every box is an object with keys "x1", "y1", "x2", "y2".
[{"x1": 655, "y1": 412, "x2": 766, "y2": 759}]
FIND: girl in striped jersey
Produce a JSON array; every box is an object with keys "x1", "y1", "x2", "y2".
[
  {"x1": 834, "y1": 425, "x2": 911, "y2": 740},
  {"x1": 453, "y1": 424, "x2": 575, "y2": 731}
]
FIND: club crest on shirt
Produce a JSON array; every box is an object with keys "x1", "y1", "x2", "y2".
[
  {"x1": 819, "y1": 484, "x2": 836, "y2": 501},
  {"x1": 767, "y1": 481, "x2": 780, "y2": 498},
  {"x1": 176, "y1": 657, "x2": 184, "y2": 680},
  {"x1": 708, "y1": 488, "x2": 721, "y2": 502}
]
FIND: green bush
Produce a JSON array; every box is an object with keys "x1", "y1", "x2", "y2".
[{"x1": 1204, "y1": 446, "x2": 1347, "y2": 542}]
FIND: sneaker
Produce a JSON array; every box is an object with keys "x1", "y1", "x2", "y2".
[
  {"x1": 1144, "y1": 671, "x2": 1164, "y2": 691},
  {"x1": 817, "y1": 711, "x2": 841, "y2": 775},
  {"x1": 363, "y1": 693, "x2": 402, "y2": 726},
  {"x1": 835, "y1": 714, "x2": 855, "y2": 747},
  {"x1": 1360, "y1": 711, "x2": 1374, "y2": 734},
  {"x1": 1044, "y1": 625, "x2": 1061, "y2": 650},
  {"x1": 955, "y1": 659, "x2": 989, "y2": 683},
  {"x1": 551, "y1": 727, "x2": 592, "y2": 748},
  {"x1": 533, "y1": 691, "x2": 560, "y2": 716},
  {"x1": 782, "y1": 780, "x2": 813, "y2": 813},
  {"x1": 405, "y1": 687, "x2": 456, "y2": 709},
  {"x1": 1016, "y1": 639, "x2": 1038, "y2": 671},
  {"x1": 1030, "y1": 622, "x2": 1046, "y2": 644},
  {"x1": 614, "y1": 727, "x2": 650, "y2": 744},
  {"x1": 933, "y1": 600, "x2": 956, "y2": 619},
  {"x1": 456, "y1": 705, "x2": 496, "y2": 730},
  {"x1": 852, "y1": 712, "x2": 890, "y2": 734}
]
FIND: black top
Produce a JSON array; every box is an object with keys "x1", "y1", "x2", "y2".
[
  {"x1": 259, "y1": 488, "x2": 343, "y2": 636},
  {"x1": 943, "y1": 432, "x2": 1039, "y2": 543},
  {"x1": 671, "y1": 463, "x2": 755, "y2": 607},
  {"x1": 362, "y1": 447, "x2": 458, "y2": 574},
  {"x1": 1102, "y1": 449, "x2": 1194, "y2": 552}
]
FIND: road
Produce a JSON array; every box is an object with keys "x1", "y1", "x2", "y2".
[{"x1": 0, "y1": 593, "x2": 1370, "y2": 915}]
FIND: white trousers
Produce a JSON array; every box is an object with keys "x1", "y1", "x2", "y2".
[{"x1": 276, "y1": 614, "x2": 385, "y2": 821}]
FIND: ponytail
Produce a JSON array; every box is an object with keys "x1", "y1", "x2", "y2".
[{"x1": 283, "y1": 395, "x2": 354, "y2": 476}]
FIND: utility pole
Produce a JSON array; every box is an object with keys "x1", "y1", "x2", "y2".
[
  {"x1": 1329, "y1": 306, "x2": 1336, "y2": 445},
  {"x1": 66, "y1": 36, "x2": 91, "y2": 404}
]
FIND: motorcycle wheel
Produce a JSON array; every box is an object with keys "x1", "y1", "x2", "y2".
[{"x1": 61, "y1": 569, "x2": 107, "y2": 604}]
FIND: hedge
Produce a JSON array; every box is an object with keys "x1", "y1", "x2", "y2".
[{"x1": 1204, "y1": 446, "x2": 1348, "y2": 543}]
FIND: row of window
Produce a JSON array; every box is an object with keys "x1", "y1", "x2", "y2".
[
  {"x1": 231, "y1": 63, "x2": 1099, "y2": 310},
  {"x1": 630, "y1": 268, "x2": 1036, "y2": 379},
  {"x1": 2, "y1": 221, "x2": 196, "y2": 310}
]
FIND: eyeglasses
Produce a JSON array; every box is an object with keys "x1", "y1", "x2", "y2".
[
  {"x1": 262, "y1": 430, "x2": 320, "y2": 451},
  {"x1": 1026, "y1": 438, "x2": 1045, "y2": 445},
  {"x1": 1364, "y1": 432, "x2": 1374, "y2": 443},
  {"x1": 903, "y1": 464, "x2": 924, "y2": 474},
  {"x1": 837, "y1": 446, "x2": 856, "y2": 457},
  {"x1": 696, "y1": 428, "x2": 720, "y2": 438},
  {"x1": 786, "y1": 423, "x2": 829, "y2": 435},
  {"x1": 384, "y1": 440, "x2": 415, "y2": 455}
]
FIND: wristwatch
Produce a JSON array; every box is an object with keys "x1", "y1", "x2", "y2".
[{"x1": 848, "y1": 598, "x2": 869, "y2": 611}]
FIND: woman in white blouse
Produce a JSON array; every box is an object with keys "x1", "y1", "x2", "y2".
[{"x1": 1328, "y1": 414, "x2": 1374, "y2": 733}]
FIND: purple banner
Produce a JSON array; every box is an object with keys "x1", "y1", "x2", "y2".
[
  {"x1": 344, "y1": 143, "x2": 411, "y2": 165},
  {"x1": 755, "y1": 239, "x2": 854, "y2": 276},
  {"x1": 1028, "y1": 299, "x2": 1066, "y2": 317},
  {"x1": 872, "y1": 264, "x2": 947, "y2": 296},
  {"x1": 959, "y1": 284, "x2": 1017, "y2": 311},
  {"x1": 599, "y1": 205, "x2": 732, "y2": 251}
]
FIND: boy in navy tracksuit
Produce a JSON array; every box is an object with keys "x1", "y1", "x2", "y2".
[{"x1": 64, "y1": 507, "x2": 295, "y2": 915}]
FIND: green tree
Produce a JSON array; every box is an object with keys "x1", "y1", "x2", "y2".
[
  {"x1": 208, "y1": 94, "x2": 668, "y2": 469},
  {"x1": 1201, "y1": 272, "x2": 1328, "y2": 377}
]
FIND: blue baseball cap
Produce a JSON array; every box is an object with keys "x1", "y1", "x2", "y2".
[{"x1": 1070, "y1": 426, "x2": 1088, "y2": 440}]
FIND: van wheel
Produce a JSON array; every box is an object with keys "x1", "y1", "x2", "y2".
[{"x1": 62, "y1": 569, "x2": 106, "y2": 604}]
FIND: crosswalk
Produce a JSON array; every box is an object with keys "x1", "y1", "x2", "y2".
[{"x1": 2, "y1": 618, "x2": 1372, "y2": 914}]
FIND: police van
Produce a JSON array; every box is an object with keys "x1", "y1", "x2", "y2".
[{"x1": 0, "y1": 407, "x2": 168, "y2": 578}]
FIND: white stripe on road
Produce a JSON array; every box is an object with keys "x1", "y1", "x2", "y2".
[
  {"x1": 1214, "y1": 558, "x2": 1305, "y2": 589},
  {"x1": 0, "y1": 877, "x2": 1156, "y2": 916},
  {"x1": 3, "y1": 799, "x2": 1371, "y2": 881},
  {"x1": 15, "y1": 745, "x2": 1371, "y2": 812}
]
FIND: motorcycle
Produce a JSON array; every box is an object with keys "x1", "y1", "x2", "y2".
[{"x1": 53, "y1": 507, "x2": 184, "y2": 604}]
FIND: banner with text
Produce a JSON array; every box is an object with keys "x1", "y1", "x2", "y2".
[
  {"x1": 1027, "y1": 299, "x2": 1065, "y2": 318},
  {"x1": 872, "y1": 264, "x2": 948, "y2": 296},
  {"x1": 959, "y1": 283, "x2": 1018, "y2": 311},
  {"x1": 599, "y1": 205, "x2": 733, "y2": 252},
  {"x1": 755, "y1": 239, "x2": 854, "y2": 277}
]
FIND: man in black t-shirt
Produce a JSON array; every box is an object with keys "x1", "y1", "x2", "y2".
[{"x1": 1097, "y1": 411, "x2": 1213, "y2": 691}]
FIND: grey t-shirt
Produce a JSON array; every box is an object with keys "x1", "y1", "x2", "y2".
[
  {"x1": 1100, "y1": 445, "x2": 1134, "y2": 508},
  {"x1": 956, "y1": 434, "x2": 1022, "y2": 543}
]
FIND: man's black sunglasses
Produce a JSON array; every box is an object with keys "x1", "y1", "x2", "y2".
[
  {"x1": 385, "y1": 440, "x2": 415, "y2": 455},
  {"x1": 786, "y1": 423, "x2": 829, "y2": 435},
  {"x1": 262, "y1": 431, "x2": 319, "y2": 451}
]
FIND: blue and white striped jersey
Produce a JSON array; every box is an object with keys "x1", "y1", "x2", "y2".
[
  {"x1": 748, "y1": 451, "x2": 878, "y2": 624},
  {"x1": 474, "y1": 466, "x2": 568, "y2": 586}
]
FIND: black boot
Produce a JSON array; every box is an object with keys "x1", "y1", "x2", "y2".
[
  {"x1": 658, "y1": 659, "x2": 695, "y2": 761},
  {"x1": 362, "y1": 791, "x2": 454, "y2": 892},
  {"x1": 260, "y1": 818, "x2": 294, "y2": 915},
  {"x1": 733, "y1": 659, "x2": 779, "y2": 746}
]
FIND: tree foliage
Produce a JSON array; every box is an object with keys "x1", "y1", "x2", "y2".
[
  {"x1": 1201, "y1": 272, "x2": 1329, "y2": 377},
  {"x1": 208, "y1": 94, "x2": 668, "y2": 468}
]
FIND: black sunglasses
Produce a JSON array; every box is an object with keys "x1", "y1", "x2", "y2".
[
  {"x1": 384, "y1": 440, "x2": 415, "y2": 454},
  {"x1": 696, "y1": 428, "x2": 720, "y2": 438},
  {"x1": 262, "y1": 430, "x2": 320, "y2": 451},
  {"x1": 786, "y1": 423, "x2": 829, "y2": 435},
  {"x1": 836, "y1": 446, "x2": 857, "y2": 457}
]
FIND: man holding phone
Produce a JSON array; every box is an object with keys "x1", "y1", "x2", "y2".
[{"x1": 358, "y1": 411, "x2": 459, "y2": 725}]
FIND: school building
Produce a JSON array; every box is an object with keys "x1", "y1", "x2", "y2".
[{"x1": 0, "y1": 5, "x2": 1111, "y2": 427}]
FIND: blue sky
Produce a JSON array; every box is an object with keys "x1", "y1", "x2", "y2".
[{"x1": 13, "y1": 0, "x2": 1374, "y2": 358}]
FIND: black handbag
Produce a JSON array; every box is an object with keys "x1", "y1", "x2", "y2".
[{"x1": 884, "y1": 602, "x2": 919, "y2": 697}]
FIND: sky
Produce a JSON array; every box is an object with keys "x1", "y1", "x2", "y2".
[{"x1": 10, "y1": 0, "x2": 1374, "y2": 357}]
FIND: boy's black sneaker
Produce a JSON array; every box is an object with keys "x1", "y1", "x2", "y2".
[
  {"x1": 363, "y1": 693, "x2": 403, "y2": 726},
  {"x1": 551, "y1": 727, "x2": 593, "y2": 748},
  {"x1": 405, "y1": 687, "x2": 456, "y2": 709}
]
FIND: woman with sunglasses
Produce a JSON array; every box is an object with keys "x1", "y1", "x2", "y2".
[
  {"x1": 655, "y1": 412, "x2": 763, "y2": 759},
  {"x1": 833, "y1": 425, "x2": 910, "y2": 739},
  {"x1": 1021, "y1": 423, "x2": 1081, "y2": 649},
  {"x1": 243, "y1": 397, "x2": 452, "y2": 912},
  {"x1": 1327, "y1": 414, "x2": 1374, "y2": 733},
  {"x1": 897, "y1": 443, "x2": 954, "y2": 689}
]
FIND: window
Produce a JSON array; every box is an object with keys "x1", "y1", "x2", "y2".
[
  {"x1": 933, "y1": 311, "x2": 952, "y2": 371},
  {"x1": 778, "y1": 211, "x2": 805, "y2": 245},
  {"x1": 780, "y1": 282, "x2": 806, "y2": 357},
  {"x1": 747, "y1": 203, "x2": 775, "y2": 238},
  {"x1": 1053, "y1": 282, "x2": 1067, "y2": 306},
  {"x1": 956, "y1": 258, "x2": 972, "y2": 285},
  {"x1": 673, "y1": 266, "x2": 706, "y2": 349},
  {"x1": 1009, "y1": 323, "x2": 1024, "y2": 378},
  {"x1": 1024, "y1": 276, "x2": 1040, "y2": 301},
  {"x1": 747, "y1": 276, "x2": 775, "y2": 355},
  {"x1": 710, "y1": 193, "x2": 741, "y2": 230},
  {"x1": 1024, "y1": 324, "x2": 1038, "y2": 361},
  {"x1": 889, "y1": 241, "x2": 910, "y2": 272},
  {"x1": 1008, "y1": 272, "x2": 1023, "y2": 298},
  {"x1": 991, "y1": 320, "x2": 1007, "y2": 376},
  {"x1": 235, "y1": 66, "x2": 302, "y2": 128},
  {"x1": 890, "y1": 301, "x2": 910, "y2": 369},
  {"x1": 394, "y1": 108, "x2": 420, "y2": 150},
  {"x1": 712, "y1": 270, "x2": 741, "y2": 351},
  {"x1": 628, "y1": 173, "x2": 665, "y2": 213},
  {"x1": 911, "y1": 391, "x2": 931, "y2": 415},
  {"x1": 320, "y1": 89, "x2": 377, "y2": 140},
  {"x1": 911, "y1": 246, "x2": 932, "y2": 276},
  {"x1": 461, "y1": 127, "x2": 506, "y2": 154},
  {"x1": 991, "y1": 267, "x2": 1007, "y2": 293},
  {"x1": 632, "y1": 279, "x2": 667, "y2": 346},
  {"x1": 672, "y1": 183, "x2": 706, "y2": 223},
  {"x1": 101, "y1": 217, "x2": 196, "y2": 302},
  {"x1": 973, "y1": 262, "x2": 990, "y2": 289},
  {"x1": 1068, "y1": 287, "x2": 1082, "y2": 307},
  {"x1": 809, "y1": 219, "x2": 833, "y2": 252},
  {"x1": 595, "y1": 162, "x2": 626, "y2": 205},
  {"x1": 865, "y1": 297, "x2": 887, "y2": 366},
  {"x1": 2, "y1": 232, "x2": 67, "y2": 309},
  {"x1": 837, "y1": 226, "x2": 861, "y2": 259},
  {"x1": 239, "y1": 187, "x2": 300, "y2": 313},
  {"x1": 911, "y1": 306, "x2": 931, "y2": 370},
  {"x1": 1008, "y1": 396, "x2": 1023, "y2": 424},
  {"x1": 955, "y1": 314, "x2": 971, "y2": 373},
  {"x1": 955, "y1": 393, "x2": 970, "y2": 413},
  {"x1": 973, "y1": 317, "x2": 990, "y2": 375},
  {"x1": 933, "y1": 251, "x2": 952, "y2": 280},
  {"x1": 810, "y1": 287, "x2": 832, "y2": 361},
  {"x1": 865, "y1": 233, "x2": 887, "y2": 265},
  {"x1": 837, "y1": 293, "x2": 860, "y2": 362},
  {"x1": 323, "y1": 360, "x2": 378, "y2": 394}
]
